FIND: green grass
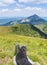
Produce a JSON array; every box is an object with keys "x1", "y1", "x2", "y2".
[
  {"x1": 0, "y1": 24, "x2": 46, "y2": 38},
  {"x1": 0, "y1": 25, "x2": 40, "y2": 37},
  {"x1": 12, "y1": 24, "x2": 41, "y2": 37},
  {"x1": 0, "y1": 34, "x2": 47, "y2": 65},
  {"x1": 35, "y1": 23, "x2": 47, "y2": 34}
]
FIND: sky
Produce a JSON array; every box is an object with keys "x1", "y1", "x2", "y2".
[{"x1": 0, "y1": 0, "x2": 47, "y2": 17}]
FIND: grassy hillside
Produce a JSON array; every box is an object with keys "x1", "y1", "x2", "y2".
[
  {"x1": 35, "y1": 23, "x2": 47, "y2": 34},
  {"x1": 0, "y1": 24, "x2": 47, "y2": 38},
  {"x1": 0, "y1": 25, "x2": 41, "y2": 37},
  {"x1": 0, "y1": 34, "x2": 47, "y2": 65},
  {"x1": 0, "y1": 26, "x2": 12, "y2": 35},
  {"x1": 12, "y1": 24, "x2": 41, "y2": 37}
]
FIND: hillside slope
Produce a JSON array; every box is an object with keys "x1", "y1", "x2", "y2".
[
  {"x1": 35, "y1": 23, "x2": 47, "y2": 34},
  {"x1": 0, "y1": 25, "x2": 40, "y2": 37},
  {"x1": 12, "y1": 24, "x2": 41, "y2": 37},
  {"x1": 0, "y1": 24, "x2": 47, "y2": 38},
  {"x1": 0, "y1": 26, "x2": 12, "y2": 35},
  {"x1": 12, "y1": 24, "x2": 47, "y2": 38}
]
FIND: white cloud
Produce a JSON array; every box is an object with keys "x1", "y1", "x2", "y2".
[
  {"x1": 24, "y1": 7, "x2": 42, "y2": 11},
  {"x1": 19, "y1": 0, "x2": 35, "y2": 3},
  {"x1": 0, "y1": 0, "x2": 47, "y2": 7},
  {"x1": 1, "y1": 9, "x2": 9, "y2": 12},
  {"x1": 1, "y1": 0, "x2": 16, "y2": 4},
  {"x1": 0, "y1": 7, "x2": 47, "y2": 17},
  {"x1": 14, "y1": 8, "x2": 21, "y2": 11},
  {"x1": 18, "y1": 0, "x2": 47, "y2": 4},
  {"x1": 0, "y1": 2, "x2": 6, "y2": 6},
  {"x1": 37, "y1": 0, "x2": 47, "y2": 4},
  {"x1": 16, "y1": 3, "x2": 26, "y2": 8},
  {"x1": 2, "y1": 0, "x2": 47, "y2": 4},
  {"x1": 0, "y1": 0, "x2": 16, "y2": 6}
]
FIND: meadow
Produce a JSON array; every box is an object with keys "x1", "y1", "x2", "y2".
[
  {"x1": 35, "y1": 23, "x2": 47, "y2": 34},
  {"x1": 0, "y1": 34, "x2": 47, "y2": 65}
]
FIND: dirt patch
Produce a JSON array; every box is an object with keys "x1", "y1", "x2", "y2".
[{"x1": 0, "y1": 56, "x2": 13, "y2": 65}]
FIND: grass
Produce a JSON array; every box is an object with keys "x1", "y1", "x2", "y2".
[
  {"x1": 11, "y1": 24, "x2": 41, "y2": 37},
  {"x1": 0, "y1": 25, "x2": 41, "y2": 38},
  {"x1": 35, "y1": 23, "x2": 47, "y2": 34},
  {"x1": 0, "y1": 34, "x2": 47, "y2": 65}
]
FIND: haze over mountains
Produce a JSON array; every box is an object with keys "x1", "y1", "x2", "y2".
[{"x1": 0, "y1": 14, "x2": 47, "y2": 26}]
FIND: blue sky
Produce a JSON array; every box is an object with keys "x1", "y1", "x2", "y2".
[{"x1": 0, "y1": 0, "x2": 47, "y2": 17}]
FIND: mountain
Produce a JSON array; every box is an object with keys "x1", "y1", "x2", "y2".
[
  {"x1": 0, "y1": 17, "x2": 23, "y2": 26},
  {"x1": 0, "y1": 14, "x2": 47, "y2": 26},
  {"x1": 0, "y1": 21, "x2": 15, "y2": 26},
  {"x1": 19, "y1": 14, "x2": 47, "y2": 24}
]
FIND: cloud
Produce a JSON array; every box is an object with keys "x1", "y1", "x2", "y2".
[
  {"x1": 0, "y1": 7, "x2": 47, "y2": 17},
  {"x1": 1, "y1": 0, "x2": 16, "y2": 4},
  {"x1": 19, "y1": 0, "x2": 35, "y2": 3},
  {"x1": 1, "y1": 9, "x2": 9, "y2": 12},
  {"x1": 13, "y1": 8, "x2": 21, "y2": 11},
  {"x1": 37, "y1": 0, "x2": 47, "y2": 4},
  {"x1": 0, "y1": 0, "x2": 47, "y2": 17},
  {"x1": 0, "y1": 0, "x2": 16, "y2": 6},
  {"x1": 1, "y1": 0, "x2": 47, "y2": 5},
  {"x1": 18, "y1": 0, "x2": 47, "y2": 4},
  {"x1": 16, "y1": 3, "x2": 26, "y2": 8},
  {"x1": 0, "y1": 2, "x2": 6, "y2": 6},
  {"x1": 24, "y1": 7, "x2": 42, "y2": 11},
  {"x1": 0, "y1": 0, "x2": 47, "y2": 7}
]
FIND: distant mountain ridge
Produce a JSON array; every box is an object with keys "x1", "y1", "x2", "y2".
[
  {"x1": 0, "y1": 14, "x2": 47, "y2": 26},
  {"x1": 20, "y1": 14, "x2": 47, "y2": 24},
  {"x1": 0, "y1": 21, "x2": 13, "y2": 26}
]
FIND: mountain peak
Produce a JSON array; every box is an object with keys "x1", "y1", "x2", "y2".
[
  {"x1": 32, "y1": 14, "x2": 39, "y2": 17},
  {"x1": 28, "y1": 14, "x2": 40, "y2": 19},
  {"x1": 21, "y1": 14, "x2": 46, "y2": 24}
]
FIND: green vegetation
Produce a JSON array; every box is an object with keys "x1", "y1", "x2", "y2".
[
  {"x1": 0, "y1": 25, "x2": 40, "y2": 38},
  {"x1": 0, "y1": 24, "x2": 46, "y2": 38},
  {"x1": 0, "y1": 26, "x2": 12, "y2": 35},
  {"x1": 12, "y1": 24, "x2": 41, "y2": 37},
  {"x1": 35, "y1": 23, "x2": 47, "y2": 34},
  {"x1": 0, "y1": 34, "x2": 47, "y2": 65}
]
